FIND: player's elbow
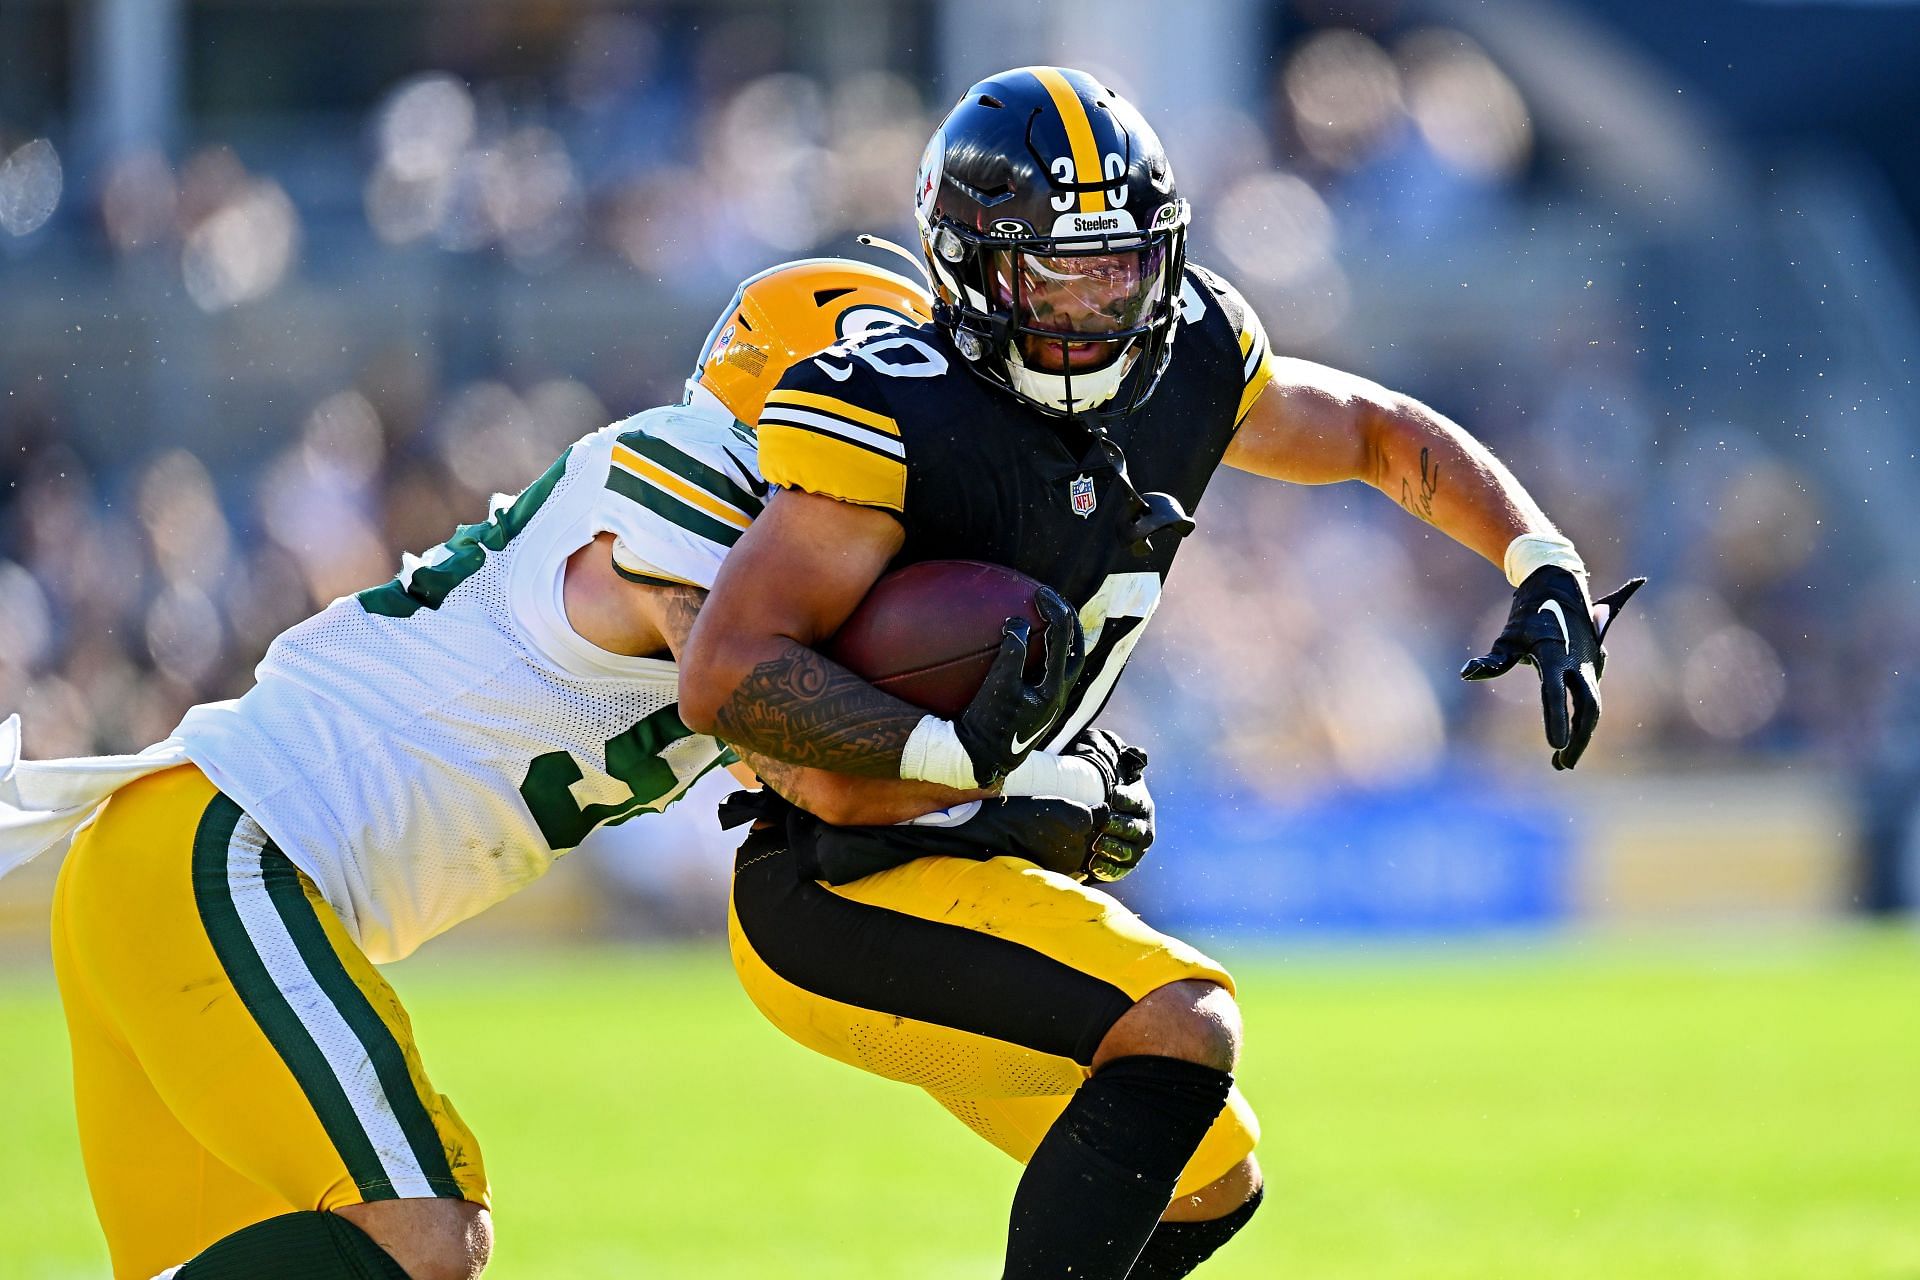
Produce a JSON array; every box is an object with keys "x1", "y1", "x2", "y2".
[
  {"x1": 675, "y1": 637, "x2": 733, "y2": 737},
  {"x1": 1359, "y1": 389, "x2": 1428, "y2": 485}
]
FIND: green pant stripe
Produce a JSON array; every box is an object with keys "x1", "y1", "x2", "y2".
[
  {"x1": 190, "y1": 795, "x2": 398, "y2": 1200},
  {"x1": 258, "y1": 844, "x2": 462, "y2": 1197}
]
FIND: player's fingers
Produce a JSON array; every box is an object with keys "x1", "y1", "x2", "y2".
[
  {"x1": 988, "y1": 617, "x2": 1033, "y2": 684},
  {"x1": 1556, "y1": 667, "x2": 1602, "y2": 770},
  {"x1": 1537, "y1": 650, "x2": 1572, "y2": 751},
  {"x1": 1034, "y1": 590, "x2": 1081, "y2": 692},
  {"x1": 1460, "y1": 638, "x2": 1521, "y2": 681},
  {"x1": 1591, "y1": 577, "x2": 1647, "y2": 643},
  {"x1": 1089, "y1": 839, "x2": 1139, "y2": 879}
]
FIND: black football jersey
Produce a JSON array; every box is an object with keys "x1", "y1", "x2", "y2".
[{"x1": 757, "y1": 263, "x2": 1275, "y2": 748}]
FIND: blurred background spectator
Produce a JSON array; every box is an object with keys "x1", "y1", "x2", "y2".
[{"x1": 2, "y1": 0, "x2": 1916, "y2": 938}]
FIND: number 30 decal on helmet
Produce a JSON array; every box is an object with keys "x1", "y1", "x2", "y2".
[{"x1": 913, "y1": 66, "x2": 1191, "y2": 422}]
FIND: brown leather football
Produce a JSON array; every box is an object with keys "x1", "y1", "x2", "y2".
[{"x1": 825, "y1": 559, "x2": 1049, "y2": 718}]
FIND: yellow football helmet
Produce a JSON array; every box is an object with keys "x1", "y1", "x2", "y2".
[{"x1": 687, "y1": 257, "x2": 934, "y2": 423}]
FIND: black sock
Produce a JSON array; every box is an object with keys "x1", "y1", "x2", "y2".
[
  {"x1": 1128, "y1": 1183, "x2": 1265, "y2": 1279},
  {"x1": 1002, "y1": 1055, "x2": 1233, "y2": 1280},
  {"x1": 175, "y1": 1210, "x2": 412, "y2": 1279}
]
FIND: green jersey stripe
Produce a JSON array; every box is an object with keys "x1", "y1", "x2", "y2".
[
  {"x1": 610, "y1": 563, "x2": 700, "y2": 590},
  {"x1": 260, "y1": 843, "x2": 463, "y2": 1197},
  {"x1": 191, "y1": 796, "x2": 397, "y2": 1200},
  {"x1": 616, "y1": 430, "x2": 765, "y2": 517},
  {"x1": 606, "y1": 467, "x2": 744, "y2": 548}
]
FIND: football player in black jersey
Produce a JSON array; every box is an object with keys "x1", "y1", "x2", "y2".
[{"x1": 680, "y1": 66, "x2": 1640, "y2": 1279}]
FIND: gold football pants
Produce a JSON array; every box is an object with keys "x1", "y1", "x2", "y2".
[
  {"x1": 50, "y1": 765, "x2": 487, "y2": 1280},
  {"x1": 729, "y1": 832, "x2": 1260, "y2": 1199}
]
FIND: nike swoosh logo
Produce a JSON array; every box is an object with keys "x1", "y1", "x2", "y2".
[
  {"x1": 1538, "y1": 599, "x2": 1570, "y2": 646},
  {"x1": 1011, "y1": 721, "x2": 1054, "y2": 754},
  {"x1": 817, "y1": 360, "x2": 853, "y2": 382}
]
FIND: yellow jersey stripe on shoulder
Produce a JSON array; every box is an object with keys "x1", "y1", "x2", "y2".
[
  {"x1": 611, "y1": 445, "x2": 753, "y2": 530},
  {"x1": 1241, "y1": 317, "x2": 1268, "y2": 384},
  {"x1": 1236, "y1": 350, "x2": 1276, "y2": 427},
  {"x1": 759, "y1": 407, "x2": 905, "y2": 461},
  {"x1": 763, "y1": 388, "x2": 900, "y2": 436},
  {"x1": 1032, "y1": 68, "x2": 1106, "y2": 215},
  {"x1": 759, "y1": 424, "x2": 907, "y2": 512}
]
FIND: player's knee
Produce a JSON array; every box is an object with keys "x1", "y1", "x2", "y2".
[
  {"x1": 1095, "y1": 979, "x2": 1242, "y2": 1074},
  {"x1": 408, "y1": 1203, "x2": 490, "y2": 1280},
  {"x1": 335, "y1": 1200, "x2": 491, "y2": 1280},
  {"x1": 1163, "y1": 1155, "x2": 1263, "y2": 1223}
]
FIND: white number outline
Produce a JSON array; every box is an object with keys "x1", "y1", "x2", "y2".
[
  {"x1": 813, "y1": 331, "x2": 950, "y2": 381},
  {"x1": 1104, "y1": 152, "x2": 1127, "y2": 207},
  {"x1": 1045, "y1": 571, "x2": 1163, "y2": 751},
  {"x1": 1050, "y1": 157, "x2": 1075, "y2": 212}
]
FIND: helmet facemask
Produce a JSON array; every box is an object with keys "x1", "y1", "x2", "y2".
[{"x1": 924, "y1": 212, "x2": 1188, "y2": 421}]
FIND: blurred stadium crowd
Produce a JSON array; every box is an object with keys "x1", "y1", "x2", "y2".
[{"x1": 2, "y1": 0, "x2": 1917, "y2": 917}]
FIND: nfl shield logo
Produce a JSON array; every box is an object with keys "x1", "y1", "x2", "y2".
[{"x1": 1069, "y1": 474, "x2": 1097, "y2": 518}]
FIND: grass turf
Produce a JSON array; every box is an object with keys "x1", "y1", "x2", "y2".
[{"x1": 3, "y1": 930, "x2": 1916, "y2": 1279}]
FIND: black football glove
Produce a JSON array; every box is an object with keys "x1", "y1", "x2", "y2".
[
  {"x1": 951, "y1": 587, "x2": 1087, "y2": 788},
  {"x1": 1061, "y1": 728, "x2": 1155, "y2": 882},
  {"x1": 1461, "y1": 567, "x2": 1646, "y2": 770}
]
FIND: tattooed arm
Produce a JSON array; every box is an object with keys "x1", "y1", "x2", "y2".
[
  {"x1": 1223, "y1": 356, "x2": 1561, "y2": 570},
  {"x1": 677, "y1": 487, "x2": 925, "y2": 777},
  {"x1": 563, "y1": 530, "x2": 978, "y2": 821},
  {"x1": 731, "y1": 750, "x2": 986, "y2": 826}
]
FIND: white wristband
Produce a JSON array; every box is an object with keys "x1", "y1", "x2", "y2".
[
  {"x1": 1000, "y1": 752, "x2": 1108, "y2": 807},
  {"x1": 899, "y1": 716, "x2": 980, "y2": 790},
  {"x1": 1503, "y1": 533, "x2": 1588, "y2": 589}
]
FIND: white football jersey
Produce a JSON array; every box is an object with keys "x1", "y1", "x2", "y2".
[{"x1": 176, "y1": 404, "x2": 763, "y2": 963}]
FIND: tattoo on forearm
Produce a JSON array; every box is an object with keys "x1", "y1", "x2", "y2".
[
  {"x1": 736, "y1": 750, "x2": 805, "y2": 803},
  {"x1": 713, "y1": 642, "x2": 921, "y2": 778},
  {"x1": 1399, "y1": 446, "x2": 1440, "y2": 524}
]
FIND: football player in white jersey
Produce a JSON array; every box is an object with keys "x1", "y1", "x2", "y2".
[{"x1": 0, "y1": 258, "x2": 1109, "y2": 1280}]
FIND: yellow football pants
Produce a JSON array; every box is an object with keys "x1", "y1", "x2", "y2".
[
  {"x1": 51, "y1": 765, "x2": 487, "y2": 1280},
  {"x1": 729, "y1": 834, "x2": 1260, "y2": 1200}
]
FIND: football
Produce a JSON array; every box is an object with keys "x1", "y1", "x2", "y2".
[{"x1": 825, "y1": 559, "x2": 1051, "y2": 717}]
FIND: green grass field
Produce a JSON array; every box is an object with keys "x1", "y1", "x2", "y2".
[{"x1": 4, "y1": 930, "x2": 1917, "y2": 1279}]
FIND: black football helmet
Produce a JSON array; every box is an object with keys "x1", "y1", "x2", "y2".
[{"x1": 914, "y1": 66, "x2": 1191, "y2": 422}]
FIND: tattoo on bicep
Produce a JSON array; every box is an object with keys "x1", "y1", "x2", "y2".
[
  {"x1": 712, "y1": 642, "x2": 920, "y2": 778},
  {"x1": 652, "y1": 586, "x2": 706, "y2": 657},
  {"x1": 1399, "y1": 446, "x2": 1440, "y2": 524}
]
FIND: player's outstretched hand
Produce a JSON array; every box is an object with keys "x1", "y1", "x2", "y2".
[
  {"x1": 952, "y1": 587, "x2": 1087, "y2": 788},
  {"x1": 1062, "y1": 728, "x2": 1155, "y2": 881},
  {"x1": 1461, "y1": 568, "x2": 1645, "y2": 770}
]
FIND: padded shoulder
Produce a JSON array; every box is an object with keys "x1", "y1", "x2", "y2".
[
  {"x1": 597, "y1": 408, "x2": 766, "y2": 589},
  {"x1": 1186, "y1": 263, "x2": 1275, "y2": 426},
  {"x1": 755, "y1": 340, "x2": 909, "y2": 512}
]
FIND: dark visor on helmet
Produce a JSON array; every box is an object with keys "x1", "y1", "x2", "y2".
[
  {"x1": 991, "y1": 242, "x2": 1169, "y2": 336},
  {"x1": 987, "y1": 236, "x2": 1172, "y2": 374}
]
